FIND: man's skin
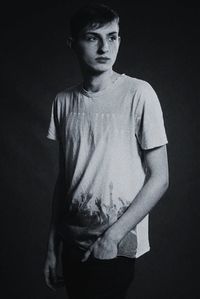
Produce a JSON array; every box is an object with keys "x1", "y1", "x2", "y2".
[{"x1": 44, "y1": 19, "x2": 169, "y2": 290}]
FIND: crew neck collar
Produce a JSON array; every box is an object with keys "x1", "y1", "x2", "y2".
[{"x1": 78, "y1": 73, "x2": 126, "y2": 98}]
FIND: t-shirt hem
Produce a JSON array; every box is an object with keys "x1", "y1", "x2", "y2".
[
  {"x1": 116, "y1": 246, "x2": 150, "y2": 259},
  {"x1": 135, "y1": 246, "x2": 151, "y2": 258},
  {"x1": 46, "y1": 133, "x2": 57, "y2": 141},
  {"x1": 116, "y1": 253, "x2": 137, "y2": 259}
]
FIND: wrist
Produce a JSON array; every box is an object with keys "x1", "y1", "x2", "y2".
[
  {"x1": 105, "y1": 226, "x2": 123, "y2": 244},
  {"x1": 47, "y1": 234, "x2": 60, "y2": 252}
]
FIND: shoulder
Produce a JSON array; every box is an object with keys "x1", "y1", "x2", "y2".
[
  {"x1": 124, "y1": 74, "x2": 155, "y2": 95},
  {"x1": 124, "y1": 75, "x2": 160, "y2": 109},
  {"x1": 53, "y1": 84, "x2": 79, "y2": 106}
]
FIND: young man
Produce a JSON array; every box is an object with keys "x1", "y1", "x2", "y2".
[{"x1": 44, "y1": 3, "x2": 169, "y2": 299}]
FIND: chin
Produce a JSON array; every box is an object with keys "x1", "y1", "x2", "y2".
[{"x1": 89, "y1": 64, "x2": 113, "y2": 74}]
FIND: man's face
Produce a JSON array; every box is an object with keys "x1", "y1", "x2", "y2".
[{"x1": 72, "y1": 20, "x2": 121, "y2": 73}]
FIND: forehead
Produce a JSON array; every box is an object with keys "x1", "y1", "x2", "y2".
[{"x1": 82, "y1": 20, "x2": 119, "y2": 35}]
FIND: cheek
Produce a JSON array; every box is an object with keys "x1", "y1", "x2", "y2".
[
  {"x1": 82, "y1": 47, "x2": 96, "y2": 60},
  {"x1": 76, "y1": 44, "x2": 93, "y2": 59},
  {"x1": 110, "y1": 45, "x2": 119, "y2": 56}
]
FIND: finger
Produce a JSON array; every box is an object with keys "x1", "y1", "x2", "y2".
[
  {"x1": 44, "y1": 268, "x2": 50, "y2": 285},
  {"x1": 46, "y1": 266, "x2": 58, "y2": 291},
  {"x1": 81, "y1": 249, "x2": 91, "y2": 262},
  {"x1": 44, "y1": 271, "x2": 57, "y2": 291},
  {"x1": 50, "y1": 267, "x2": 57, "y2": 282},
  {"x1": 47, "y1": 281, "x2": 57, "y2": 291}
]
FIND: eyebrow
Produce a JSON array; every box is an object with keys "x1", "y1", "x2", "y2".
[{"x1": 84, "y1": 31, "x2": 118, "y2": 36}]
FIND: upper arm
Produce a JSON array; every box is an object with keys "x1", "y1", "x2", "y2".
[
  {"x1": 143, "y1": 145, "x2": 169, "y2": 185},
  {"x1": 134, "y1": 82, "x2": 168, "y2": 150},
  {"x1": 58, "y1": 141, "x2": 65, "y2": 179}
]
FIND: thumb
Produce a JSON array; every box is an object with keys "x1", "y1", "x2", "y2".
[{"x1": 81, "y1": 248, "x2": 92, "y2": 262}]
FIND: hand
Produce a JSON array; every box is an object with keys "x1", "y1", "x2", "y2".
[
  {"x1": 43, "y1": 250, "x2": 65, "y2": 291},
  {"x1": 81, "y1": 232, "x2": 119, "y2": 262}
]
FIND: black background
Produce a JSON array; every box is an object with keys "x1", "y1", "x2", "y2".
[{"x1": 1, "y1": 1, "x2": 199, "y2": 298}]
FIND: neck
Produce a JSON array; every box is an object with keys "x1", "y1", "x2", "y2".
[{"x1": 81, "y1": 68, "x2": 119, "y2": 92}]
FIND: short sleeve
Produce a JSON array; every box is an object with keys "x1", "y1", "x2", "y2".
[
  {"x1": 46, "y1": 95, "x2": 61, "y2": 141},
  {"x1": 135, "y1": 82, "x2": 168, "y2": 150}
]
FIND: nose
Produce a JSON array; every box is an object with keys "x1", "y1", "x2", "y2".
[{"x1": 98, "y1": 38, "x2": 109, "y2": 53}]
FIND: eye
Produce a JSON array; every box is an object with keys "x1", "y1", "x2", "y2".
[
  {"x1": 108, "y1": 36, "x2": 117, "y2": 42},
  {"x1": 85, "y1": 36, "x2": 97, "y2": 42}
]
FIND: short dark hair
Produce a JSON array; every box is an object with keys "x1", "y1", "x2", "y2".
[{"x1": 69, "y1": 3, "x2": 120, "y2": 39}]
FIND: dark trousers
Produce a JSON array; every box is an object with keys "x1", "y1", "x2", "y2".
[{"x1": 61, "y1": 242, "x2": 136, "y2": 299}]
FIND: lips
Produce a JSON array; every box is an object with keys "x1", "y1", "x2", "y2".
[{"x1": 96, "y1": 57, "x2": 110, "y2": 62}]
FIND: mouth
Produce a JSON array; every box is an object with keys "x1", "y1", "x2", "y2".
[{"x1": 95, "y1": 57, "x2": 110, "y2": 63}]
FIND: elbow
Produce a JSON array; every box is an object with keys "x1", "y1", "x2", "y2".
[
  {"x1": 163, "y1": 179, "x2": 169, "y2": 193},
  {"x1": 160, "y1": 174, "x2": 169, "y2": 194},
  {"x1": 150, "y1": 173, "x2": 169, "y2": 194}
]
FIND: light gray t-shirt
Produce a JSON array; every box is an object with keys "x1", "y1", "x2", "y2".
[{"x1": 46, "y1": 73, "x2": 168, "y2": 258}]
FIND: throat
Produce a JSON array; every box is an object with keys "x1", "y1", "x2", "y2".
[{"x1": 82, "y1": 71, "x2": 120, "y2": 93}]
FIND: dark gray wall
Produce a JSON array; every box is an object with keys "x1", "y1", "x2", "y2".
[{"x1": 1, "y1": 1, "x2": 199, "y2": 298}]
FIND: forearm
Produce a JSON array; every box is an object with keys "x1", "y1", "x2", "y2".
[
  {"x1": 47, "y1": 175, "x2": 66, "y2": 252},
  {"x1": 106, "y1": 175, "x2": 169, "y2": 243}
]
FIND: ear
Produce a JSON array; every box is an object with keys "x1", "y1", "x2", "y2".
[
  {"x1": 118, "y1": 36, "x2": 121, "y2": 46},
  {"x1": 66, "y1": 36, "x2": 74, "y2": 49}
]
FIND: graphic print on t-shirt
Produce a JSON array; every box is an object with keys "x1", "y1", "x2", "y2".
[{"x1": 66, "y1": 181, "x2": 131, "y2": 228}]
